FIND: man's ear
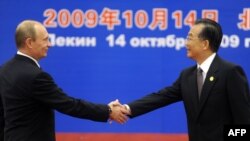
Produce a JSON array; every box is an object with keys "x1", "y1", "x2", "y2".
[
  {"x1": 202, "y1": 40, "x2": 209, "y2": 50},
  {"x1": 25, "y1": 37, "x2": 33, "y2": 49}
]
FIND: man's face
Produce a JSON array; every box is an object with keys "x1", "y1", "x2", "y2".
[
  {"x1": 30, "y1": 24, "x2": 51, "y2": 60},
  {"x1": 185, "y1": 24, "x2": 205, "y2": 61}
]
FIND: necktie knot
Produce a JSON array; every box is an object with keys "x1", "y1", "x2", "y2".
[{"x1": 198, "y1": 67, "x2": 203, "y2": 74}]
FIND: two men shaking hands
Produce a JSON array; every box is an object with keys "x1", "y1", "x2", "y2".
[{"x1": 108, "y1": 99, "x2": 131, "y2": 124}]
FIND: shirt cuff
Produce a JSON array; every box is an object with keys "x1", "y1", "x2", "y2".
[{"x1": 123, "y1": 104, "x2": 131, "y2": 115}]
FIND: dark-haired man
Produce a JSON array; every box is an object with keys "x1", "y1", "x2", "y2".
[{"x1": 123, "y1": 18, "x2": 250, "y2": 141}]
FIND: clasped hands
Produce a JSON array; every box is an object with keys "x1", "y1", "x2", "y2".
[{"x1": 108, "y1": 99, "x2": 131, "y2": 124}]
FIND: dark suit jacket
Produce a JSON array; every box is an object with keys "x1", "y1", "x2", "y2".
[
  {"x1": 0, "y1": 66, "x2": 4, "y2": 141},
  {"x1": 128, "y1": 55, "x2": 250, "y2": 141},
  {"x1": 0, "y1": 55, "x2": 110, "y2": 141}
]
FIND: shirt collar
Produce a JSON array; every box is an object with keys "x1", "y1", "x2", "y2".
[
  {"x1": 197, "y1": 53, "x2": 216, "y2": 74},
  {"x1": 17, "y1": 51, "x2": 40, "y2": 68}
]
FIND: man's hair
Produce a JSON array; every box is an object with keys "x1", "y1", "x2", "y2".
[
  {"x1": 195, "y1": 18, "x2": 223, "y2": 52},
  {"x1": 15, "y1": 20, "x2": 38, "y2": 49}
]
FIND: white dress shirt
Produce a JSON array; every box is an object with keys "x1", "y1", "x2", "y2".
[{"x1": 197, "y1": 53, "x2": 216, "y2": 83}]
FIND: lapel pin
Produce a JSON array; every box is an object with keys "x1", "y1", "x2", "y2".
[{"x1": 209, "y1": 76, "x2": 214, "y2": 81}]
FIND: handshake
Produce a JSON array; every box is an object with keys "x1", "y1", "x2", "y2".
[{"x1": 108, "y1": 99, "x2": 131, "y2": 124}]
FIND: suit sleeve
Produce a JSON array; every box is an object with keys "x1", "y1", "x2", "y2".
[
  {"x1": 227, "y1": 65, "x2": 250, "y2": 123},
  {"x1": 31, "y1": 72, "x2": 110, "y2": 122},
  {"x1": 128, "y1": 74, "x2": 183, "y2": 118}
]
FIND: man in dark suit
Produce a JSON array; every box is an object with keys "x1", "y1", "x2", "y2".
[
  {"x1": 0, "y1": 73, "x2": 3, "y2": 141},
  {"x1": 0, "y1": 20, "x2": 128, "y2": 141},
  {"x1": 123, "y1": 18, "x2": 250, "y2": 141}
]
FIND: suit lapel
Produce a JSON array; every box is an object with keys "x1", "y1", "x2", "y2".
[
  {"x1": 196, "y1": 55, "x2": 220, "y2": 120},
  {"x1": 187, "y1": 67, "x2": 200, "y2": 114}
]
